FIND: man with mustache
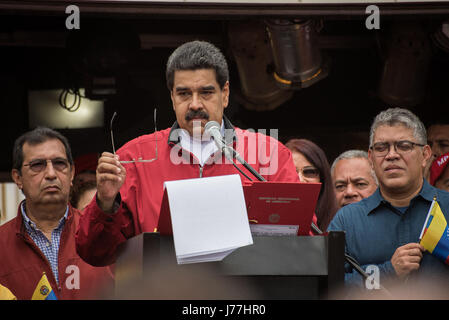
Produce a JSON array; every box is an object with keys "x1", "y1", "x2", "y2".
[
  {"x1": 76, "y1": 40, "x2": 300, "y2": 267},
  {"x1": 0, "y1": 127, "x2": 113, "y2": 299},
  {"x1": 331, "y1": 150, "x2": 378, "y2": 209},
  {"x1": 328, "y1": 108, "x2": 449, "y2": 292}
]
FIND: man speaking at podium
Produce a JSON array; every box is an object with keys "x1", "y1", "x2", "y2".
[{"x1": 76, "y1": 40, "x2": 300, "y2": 267}]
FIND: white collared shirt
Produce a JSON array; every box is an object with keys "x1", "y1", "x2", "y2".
[{"x1": 179, "y1": 121, "x2": 225, "y2": 167}]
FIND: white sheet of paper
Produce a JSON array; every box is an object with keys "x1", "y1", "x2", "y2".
[{"x1": 164, "y1": 174, "x2": 253, "y2": 264}]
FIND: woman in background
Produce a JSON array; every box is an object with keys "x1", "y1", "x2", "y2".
[{"x1": 285, "y1": 138, "x2": 338, "y2": 232}]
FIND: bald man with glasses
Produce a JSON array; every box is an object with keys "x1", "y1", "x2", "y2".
[{"x1": 328, "y1": 108, "x2": 449, "y2": 294}]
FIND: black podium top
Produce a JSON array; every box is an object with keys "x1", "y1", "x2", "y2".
[{"x1": 114, "y1": 231, "x2": 345, "y2": 299}]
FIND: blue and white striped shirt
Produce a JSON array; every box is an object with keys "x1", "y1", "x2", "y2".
[{"x1": 21, "y1": 202, "x2": 68, "y2": 285}]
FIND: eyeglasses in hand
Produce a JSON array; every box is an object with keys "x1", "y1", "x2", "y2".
[{"x1": 110, "y1": 108, "x2": 158, "y2": 164}]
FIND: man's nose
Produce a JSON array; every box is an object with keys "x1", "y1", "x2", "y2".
[
  {"x1": 44, "y1": 160, "x2": 57, "y2": 179},
  {"x1": 189, "y1": 92, "x2": 202, "y2": 110},
  {"x1": 384, "y1": 144, "x2": 401, "y2": 160},
  {"x1": 344, "y1": 184, "x2": 358, "y2": 198}
]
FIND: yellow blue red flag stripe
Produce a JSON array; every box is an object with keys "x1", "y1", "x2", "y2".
[
  {"x1": 419, "y1": 200, "x2": 449, "y2": 265},
  {"x1": 31, "y1": 272, "x2": 57, "y2": 300},
  {"x1": 0, "y1": 283, "x2": 17, "y2": 300}
]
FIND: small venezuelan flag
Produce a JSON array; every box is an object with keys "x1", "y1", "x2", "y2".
[
  {"x1": 419, "y1": 199, "x2": 449, "y2": 265},
  {"x1": 31, "y1": 273, "x2": 57, "y2": 300},
  {"x1": 0, "y1": 283, "x2": 17, "y2": 300}
]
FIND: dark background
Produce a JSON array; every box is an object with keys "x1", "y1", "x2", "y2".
[{"x1": 1, "y1": 1, "x2": 449, "y2": 180}]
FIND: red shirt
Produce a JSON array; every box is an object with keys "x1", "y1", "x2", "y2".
[
  {"x1": 0, "y1": 204, "x2": 114, "y2": 300},
  {"x1": 76, "y1": 121, "x2": 303, "y2": 266}
]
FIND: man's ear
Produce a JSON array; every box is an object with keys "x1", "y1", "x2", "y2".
[
  {"x1": 368, "y1": 149, "x2": 374, "y2": 168},
  {"x1": 70, "y1": 164, "x2": 75, "y2": 187},
  {"x1": 422, "y1": 145, "x2": 432, "y2": 168},
  {"x1": 170, "y1": 90, "x2": 176, "y2": 111},
  {"x1": 222, "y1": 81, "x2": 230, "y2": 109},
  {"x1": 11, "y1": 169, "x2": 23, "y2": 190}
]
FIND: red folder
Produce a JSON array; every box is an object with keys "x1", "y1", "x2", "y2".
[
  {"x1": 243, "y1": 181, "x2": 321, "y2": 236},
  {"x1": 157, "y1": 181, "x2": 321, "y2": 236}
]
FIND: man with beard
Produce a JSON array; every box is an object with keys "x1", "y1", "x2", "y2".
[{"x1": 76, "y1": 40, "x2": 300, "y2": 267}]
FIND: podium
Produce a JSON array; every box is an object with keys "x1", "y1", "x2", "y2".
[{"x1": 114, "y1": 231, "x2": 345, "y2": 299}]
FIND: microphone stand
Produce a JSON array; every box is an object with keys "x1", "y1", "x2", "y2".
[
  {"x1": 225, "y1": 146, "x2": 266, "y2": 182},
  {"x1": 310, "y1": 213, "x2": 392, "y2": 296}
]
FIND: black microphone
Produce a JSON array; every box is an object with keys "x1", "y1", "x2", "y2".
[{"x1": 205, "y1": 121, "x2": 266, "y2": 182}]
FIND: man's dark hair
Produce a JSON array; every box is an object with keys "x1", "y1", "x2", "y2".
[
  {"x1": 12, "y1": 127, "x2": 74, "y2": 173},
  {"x1": 165, "y1": 40, "x2": 229, "y2": 91}
]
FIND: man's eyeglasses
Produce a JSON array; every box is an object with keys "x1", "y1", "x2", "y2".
[
  {"x1": 370, "y1": 140, "x2": 425, "y2": 157},
  {"x1": 299, "y1": 166, "x2": 320, "y2": 179},
  {"x1": 110, "y1": 109, "x2": 158, "y2": 164},
  {"x1": 23, "y1": 158, "x2": 70, "y2": 173}
]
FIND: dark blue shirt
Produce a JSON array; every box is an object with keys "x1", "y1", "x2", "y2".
[{"x1": 328, "y1": 179, "x2": 449, "y2": 288}]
